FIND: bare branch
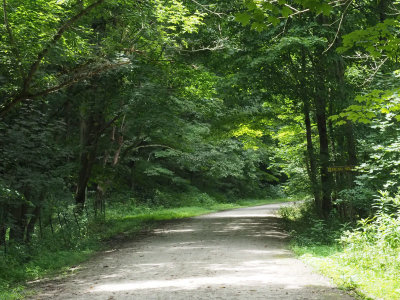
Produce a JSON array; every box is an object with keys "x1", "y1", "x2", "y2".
[
  {"x1": 323, "y1": 0, "x2": 354, "y2": 54},
  {"x1": 172, "y1": 37, "x2": 229, "y2": 52},
  {"x1": 98, "y1": 113, "x2": 124, "y2": 137},
  {"x1": 286, "y1": 0, "x2": 349, "y2": 19},
  {"x1": 363, "y1": 57, "x2": 388, "y2": 86},
  {"x1": 288, "y1": 8, "x2": 310, "y2": 17},
  {"x1": 188, "y1": 0, "x2": 225, "y2": 18},
  {"x1": 131, "y1": 144, "x2": 174, "y2": 152},
  {"x1": 30, "y1": 61, "x2": 130, "y2": 99},
  {"x1": 0, "y1": 61, "x2": 130, "y2": 117},
  {"x1": 283, "y1": 3, "x2": 300, "y2": 13}
]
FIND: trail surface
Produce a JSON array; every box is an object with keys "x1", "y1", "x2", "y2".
[{"x1": 31, "y1": 203, "x2": 354, "y2": 299}]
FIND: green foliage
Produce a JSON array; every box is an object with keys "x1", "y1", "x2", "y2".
[
  {"x1": 332, "y1": 86, "x2": 400, "y2": 125},
  {"x1": 279, "y1": 200, "x2": 344, "y2": 246},
  {"x1": 236, "y1": 0, "x2": 334, "y2": 31},
  {"x1": 338, "y1": 18, "x2": 400, "y2": 60},
  {"x1": 283, "y1": 192, "x2": 400, "y2": 299},
  {"x1": 156, "y1": 0, "x2": 205, "y2": 36},
  {"x1": 335, "y1": 187, "x2": 374, "y2": 219}
]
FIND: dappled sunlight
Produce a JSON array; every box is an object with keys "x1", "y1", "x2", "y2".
[
  {"x1": 201, "y1": 213, "x2": 276, "y2": 218},
  {"x1": 169, "y1": 246, "x2": 213, "y2": 251},
  {"x1": 239, "y1": 249, "x2": 287, "y2": 255},
  {"x1": 33, "y1": 204, "x2": 354, "y2": 299},
  {"x1": 91, "y1": 272, "x2": 313, "y2": 293},
  {"x1": 153, "y1": 229, "x2": 196, "y2": 234},
  {"x1": 100, "y1": 274, "x2": 120, "y2": 279}
]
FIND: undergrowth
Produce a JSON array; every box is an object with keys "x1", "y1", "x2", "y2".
[
  {"x1": 0, "y1": 192, "x2": 290, "y2": 299},
  {"x1": 280, "y1": 192, "x2": 400, "y2": 300}
]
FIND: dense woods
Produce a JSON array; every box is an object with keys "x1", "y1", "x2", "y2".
[{"x1": 1, "y1": 0, "x2": 400, "y2": 298}]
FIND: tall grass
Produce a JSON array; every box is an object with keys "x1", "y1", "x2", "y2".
[{"x1": 280, "y1": 192, "x2": 400, "y2": 299}]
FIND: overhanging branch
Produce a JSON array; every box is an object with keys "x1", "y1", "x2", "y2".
[
  {"x1": 0, "y1": 0, "x2": 106, "y2": 118},
  {"x1": 22, "y1": 0, "x2": 105, "y2": 94},
  {"x1": 0, "y1": 61, "x2": 130, "y2": 118}
]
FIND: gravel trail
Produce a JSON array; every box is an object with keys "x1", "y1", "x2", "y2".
[{"x1": 31, "y1": 203, "x2": 354, "y2": 299}]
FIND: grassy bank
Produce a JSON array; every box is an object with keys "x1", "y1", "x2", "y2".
[
  {"x1": 1, "y1": 196, "x2": 290, "y2": 300},
  {"x1": 280, "y1": 199, "x2": 400, "y2": 300}
]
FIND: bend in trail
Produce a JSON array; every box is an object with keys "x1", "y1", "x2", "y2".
[{"x1": 31, "y1": 203, "x2": 354, "y2": 299}]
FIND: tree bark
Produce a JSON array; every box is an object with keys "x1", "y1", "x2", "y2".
[
  {"x1": 75, "y1": 115, "x2": 99, "y2": 209},
  {"x1": 377, "y1": 0, "x2": 389, "y2": 22},
  {"x1": 300, "y1": 50, "x2": 321, "y2": 207},
  {"x1": 346, "y1": 121, "x2": 357, "y2": 186},
  {"x1": 303, "y1": 98, "x2": 321, "y2": 208},
  {"x1": 9, "y1": 204, "x2": 28, "y2": 242},
  {"x1": 25, "y1": 206, "x2": 40, "y2": 243},
  {"x1": 312, "y1": 56, "x2": 334, "y2": 218},
  {"x1": 0, "y1": 204, "x2": 6, "y2": 247},
  {"x1": 314, "y1": 94, "x2": 333, "y2": 218},
  {"x1": 0, "y1": 225, "x2": 5, "y2": 247}
]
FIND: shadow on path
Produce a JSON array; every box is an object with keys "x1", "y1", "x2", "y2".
[{"x1": 31, "y1": 203, "x2": 354, "y2": 300}]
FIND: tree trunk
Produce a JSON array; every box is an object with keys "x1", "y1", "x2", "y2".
[
  {"x1": 314, "y1": 93, "x2": 333, "y2": 218},
  {"x1": 75, "y1": 114, "x2": 101, "y2": 209},
  {"x1": 300, "y1": 50, "x2": 321, "y2": 207},
  {"x1": 346, "y1": 121, "x2": 357, "y2": 185},
  {"x1": 308, "y1": 48, "x2": 334, "y2": 218},
  {"x1": 0, "y1": 204, "x2": 6, "y2": 247},
  {"x1": 0, "y1": 225, "x2": 5, "y2": 247},
  {"x1": 303, "y1": 98, "x2": 321, "y2": 208},
  {"x1": 25, "y1": 206, "x2": 40, "y2": 243},
  {"x1": 9, "y1": 203, "x2": 28, "y2": 242},
  {"x1": 75, "y1": 149, "x2": 97, "y2": 208},
  {"x1": 377, "y1": 0, "x2": 389, "y2": 22}
]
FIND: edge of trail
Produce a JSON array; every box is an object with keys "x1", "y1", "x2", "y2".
[{"x1": 28, "y1": 202, "x2": 357, "y2": 300}]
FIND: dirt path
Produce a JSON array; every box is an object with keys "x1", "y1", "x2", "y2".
[{"x1": 31, "y1": 203, "x2": 354, "y2": 299}]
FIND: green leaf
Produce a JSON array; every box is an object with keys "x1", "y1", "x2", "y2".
[
  {"x1": 268, "y1": 15, "x2": 280, "y2": 26},
  {"x1": 251, "y1": 22, "x2": 268, "y2": 32},
  {"x1": 281, "y1": 6, "x2": 292, "y2": 18},
  {"x1": 244, "y1": 0, "x2": 257, "y2": 10},
  {"x1": 235, "y1": 12, "x2": 251, "y2": 26},
  {"x1": 321, "y1": 3, "x2": 332, "y2": 16}
]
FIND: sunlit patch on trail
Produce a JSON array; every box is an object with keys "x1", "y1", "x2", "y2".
[
  {"x1": 90, "y1": 273, "x2": 308, "y2": 293},
  {"x1": 154, "y1": 229, "x2": 196, "y2": 234}
]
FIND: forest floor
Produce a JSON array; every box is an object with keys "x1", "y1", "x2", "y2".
[{"x1": 28, "y1": 203, "x2": 355, "y2": 300}]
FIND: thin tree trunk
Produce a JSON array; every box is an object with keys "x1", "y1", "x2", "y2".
[
  {"x1": 308, "y1": 50, "x2": 334, "y2": 218},
  {"x1": 25, "y1": 206, "x2": 40, "y2": 243},
  {"x1": 75, "y1": 149, "x2": 97, "y2": 208},
  {"x1": 0, "y1": 205, "x2": 6, "y2": 247},
  {"x1": 9, "y1": 204, "x2": 28, "y2": 242},
  {"x1": 378, "y1": 0, "x2": 389, "y2": 22},
  {"x1": 303, "y1": 98, "x2": 321, "y2": 208},
  {"x1": 346, "y1": 121, "x2": 357, "y2": 186},
  {"x1": 0, "y1": 225, "x2": 5, "y2": 248},
  {"x1": 300, "y1": 51, "x2": 321, "y2": 208},
  {"x1": 75, "y1": 114, "x2": 100, "y2": 209},
  {"x1": 314, "y1": 92, "x2": 333, "y2": 218}
]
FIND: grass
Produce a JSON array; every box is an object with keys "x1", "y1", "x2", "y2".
[
  {"x1": 0, "y1": 196, "x2": 291, "y2": 299},
  {"x1": 291, "y1": 244, "x2": 400, "y2": 300},
  {"x1": 280, "y1": 200, "x2": 400, "y2": 300}
]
